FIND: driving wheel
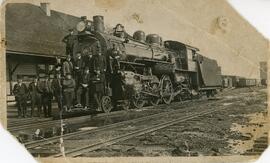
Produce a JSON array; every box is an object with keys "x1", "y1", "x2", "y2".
[{"x1": 101, "y1": 96, "x2": 113, "y2": 113}]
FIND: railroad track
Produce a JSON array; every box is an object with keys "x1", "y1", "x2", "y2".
[
  {"x1": 53, "y1": 102, "x2": 230, "y2": 157},
  {"x1": 27, "y1": 97, "x2": 233, "y2": 157},
  {"x1": 9, "y1": 88, "x2": 248, "y2": 133},
  {"x1": 22, "y1": 88, "x2": 266, "y2": 157},
  {"x1": 8, "y1": 117, "x2": 53, "y2": 128},
  {"x1": 12, "y1": 97, "x2": 208, "y2": 134},
  {"x1": 8, "y1": 110, "x2": 129, "y2": 132},
  {"x1": 25, "y1": 98, "x2": 210, "y2": 149}
]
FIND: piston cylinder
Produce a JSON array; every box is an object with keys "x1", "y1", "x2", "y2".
[{"x1": 152, "y1": 63, "x2": 175, "y2": 75}]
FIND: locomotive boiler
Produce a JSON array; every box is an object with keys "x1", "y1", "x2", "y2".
[{"x1": 65, "y1": 15, "x2": 222, "y2": 112}]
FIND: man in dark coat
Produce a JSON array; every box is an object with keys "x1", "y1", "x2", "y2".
[
  {"x1": 109, "y1": 43, "x2": 121, "y2": 73},
  {"x1": 76, "y1": 67, "x2": 91, "y2": 109},
  {"x1": 28, "y1": 77, "x2": 42, "y2": 117},
  {"x1": 62, "y1": 29, "x2": 76, "y2": 57},
  {"x1": 91, "y1": 42, "x2": 106, "y2": 111},
  {"x1": 74, "y1": 52, "x2": 84, "y2": 90},
  {"x1": 63, "y1": 73, "x2": 76, "y2": 111},
  {"x1": 62, "y1": 55, "x2": 73, "y2": 77},
  {"x1": 13, "y1": 77, "x2": 28, "y2": 118},
  {"x1": 41, "y1": 75, "x2": 53, "y2": 117},
  {"x1": 92, "y1": 42, "x2": 106, "y2": 80},
  {"x1": 52, "y1": 73, "x2": 63, "y2": 111},
  {"x1": 54, "y1": 57, "x2": 62, "y2": 75}
]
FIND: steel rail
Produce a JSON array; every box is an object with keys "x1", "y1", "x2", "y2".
[
  {"x1": 25, "y1": 99, "x2": 209, "y2": 149},
  {"x1": 9, "y1": 110, "x2": 128, "y2": 132},
  {"x1": 8, "y1": 118, "x2": 53, "y2": 127},
  {"x1": 54, "y1": 105, "x2": 229, "y2": 157}
]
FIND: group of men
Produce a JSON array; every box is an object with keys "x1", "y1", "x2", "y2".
[
  {"x1": 13, "y1": 40, "x2": 123, "y2": 118},
  {"x1": 13, "y1": 75, "x2": 53, "y2": 118}
]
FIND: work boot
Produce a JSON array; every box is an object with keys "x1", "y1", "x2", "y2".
[{"x1": 97, "y1": 106, "x2": 102, "y2": 112}]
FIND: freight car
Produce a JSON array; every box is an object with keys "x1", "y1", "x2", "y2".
[
  {"x1": 222, "y1": 75, "x2": 238, "y2": 88},
  {"x1": 222, "y1": 75, "x2": 257, "y2": 88},
  {"x1": 237, "y1": 78, "x2": 257, "y2": 87},
  {"x1": 64, "y1": 15, "x2": 222, "y2": 112}
]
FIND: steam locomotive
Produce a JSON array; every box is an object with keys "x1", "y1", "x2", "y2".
[{"x1": 65, "y1": 15, "x2": 222, "y2": 113}]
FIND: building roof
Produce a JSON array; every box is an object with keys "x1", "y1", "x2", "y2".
[{"x1": 6, "y1": 3, "x2": 80, "y2": 57}]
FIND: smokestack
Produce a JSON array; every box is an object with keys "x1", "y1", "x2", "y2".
[
  {"x1": 93, "y1": 15, "x2": 105, "y2": 33},
  {"x1": 40, "y1": 3, "x2": 51, "y2": 16}
]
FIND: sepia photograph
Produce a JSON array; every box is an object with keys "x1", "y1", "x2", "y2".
[{"x1": 0, "y1": 0, "x2": 269, "y2": 162}]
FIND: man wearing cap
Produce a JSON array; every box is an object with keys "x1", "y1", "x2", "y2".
[
  {"x1": 54, "y1": 57, "x2": 62, "y2": 75},
  {"x1": 109, "y1": 43, "x2": 121, "y2": 74},
  {"x1": 76, "y1": 67, "x2": 91, "y2": 109},
  {"x1": 13, "y1": 77, "x2": 28, "y2": 118},
  {"x1": 63, "y1": 73, "x2": 76, "y2": 111},
  {"x1": 41, "y1": 75, "x2": 53, "y2": 117},
  {"x1": 62, "y1": 29, "x2": 76, "y2": 56},
  {"x1": 79, "y1": 16, "x2": 92, "y2": 31},
  {"x1": 28, "y1": 76, "x2": 42, "y2": 117},
  {"x1": 74, "y1": 52, "x2": 84, "y2": 87},
  {"x1": 52, "y1": 73, "x2": 63, "y2": 111},
  {"x1": 63, "y1": 55, "x2": 74, "y2": 77},
  {"x1": 91, "y1": 41, "x2": 106, "y2": 111}
]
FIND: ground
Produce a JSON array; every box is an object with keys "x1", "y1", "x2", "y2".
[
  {"x1": 9, "y1": 87, "x2": 268, "y2": 157},
  {"x1": 80, "y1": 87, "x2": 268, "y2": 157}
]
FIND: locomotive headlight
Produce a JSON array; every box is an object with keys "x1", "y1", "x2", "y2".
[{"x1": 76, "y1": 21, "x2": 86, "y2": 32}]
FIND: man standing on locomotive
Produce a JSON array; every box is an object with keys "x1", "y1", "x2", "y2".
[
  {"x1": 74, "y1": 52, "x2": 84, "y2": 107},
  {"x1": 109, "y1": 43, "x2": 121, "y2": 74},
  {"x1": 91, "y1": 41, "x2": 106, "y2": 111},
  {"x1": 76, "y1": 67, "x2": 91, "y2": 110},
  {"x1": 54, "y1": 56, "x2": 62, "y2": 75},
  {"x1": 62, "y1": 29, "x2": 76, "y2": 57},
  {"x1": 63, "y1": 55, "x2": 73, "y2": 77},
  {"x1": 13, "y1": 76, "x2": 28, "y2": 118}
]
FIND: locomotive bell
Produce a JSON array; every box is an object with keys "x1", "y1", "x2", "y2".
[
  {"x1": 133, "y1": 30, "x2": 146, "y2": 42},
  {"x1": 146, "y1": 34, "x2": 162, "y2": 46},
  {"x1": 93, "y1": 15, "x2": 105, "y2": 33},
  {"x1": 76, "y1": 21, "x2": 86, "y2": 32}
]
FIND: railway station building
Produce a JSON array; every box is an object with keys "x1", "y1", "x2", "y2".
[{"x1": 5, "y1": 3, "x2": 79, "y2": 95}]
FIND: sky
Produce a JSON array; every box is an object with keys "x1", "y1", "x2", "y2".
[
  {"x1": 228, "y1": 0, "x2": 270, "y2": 40},
  {"x1": 1, "y1": 0, "x2": 269, "y2": 40}
]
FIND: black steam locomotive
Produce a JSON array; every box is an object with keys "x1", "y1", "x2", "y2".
[{"x1": 65, "y1": 15, "x2": 222, "y2": 112}]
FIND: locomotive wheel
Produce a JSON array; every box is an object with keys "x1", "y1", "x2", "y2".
[
  {"x1": 160, "y1": 75, "x2": 174, "y2": 104},
  {"x1": 150, "y1": 83, "x2": 161, "y2": 106},
  {"x1": 175, "y1": 94, "x2": 183, "y2": 102},
  {"x1": 101, "y1": 96, "x2": 113, "y2": 113},
  {"x1": 132, "y1": 92, "x2": 146, "y2": 109},
  {"x1": 150, "y1": 97, "x2": 161, "y2": 106}
]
